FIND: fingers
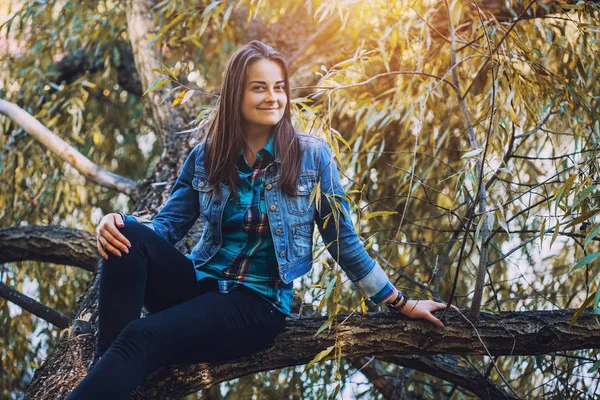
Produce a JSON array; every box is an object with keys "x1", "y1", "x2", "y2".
[
  {"x1": 97, "y1": 237, "x2": 109, "y2": 260},
  {"x1": 98, "y1": 235, "x2": 122, "y2": 257},
  {"x1": 114, "y1": 213, "x2": 125, "y2": 228},
  {"x1": 431, "y1": 301, "x2": 448, "y2": 311},
  {"x1": 105, "y1": 218, "x2": 131, "y2": 250},
  {"x1": 425, "y1": 312, "x2": 446, "y2": 329}
]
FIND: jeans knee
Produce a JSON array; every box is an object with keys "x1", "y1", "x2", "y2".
[
  {"x1": 101, "y1": 220, "x2": 149, "y2": 264},
  {"x1": 119, "y1": 319, "x2": 154, "y2": 345},
  {"x1": 119, "y1": 219, "x2": 149, "y2": 244}
]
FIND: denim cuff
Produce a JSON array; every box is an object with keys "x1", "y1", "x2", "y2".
[{"x1": 352, "y1": 261, "x2": 398, "y2": 304}]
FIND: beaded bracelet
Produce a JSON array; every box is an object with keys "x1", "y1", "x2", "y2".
[{"x1": 386, "y1": 294, "x2": 408, "y2": 313}]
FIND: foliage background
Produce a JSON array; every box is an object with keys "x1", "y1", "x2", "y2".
[{"x1": 1, "y1": 0, "x2": 599, "y2": 398}]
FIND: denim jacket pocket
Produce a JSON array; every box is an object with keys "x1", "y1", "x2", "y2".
[
  {"x1": 192, "y1": 172, "x2": 212, "y2": 211},
  {"x1": 284, "y1": 175, "x2": 317, "y2": 216},
  {"x1": 288, "y1": 222, "x2": 313, "y2": 259}
]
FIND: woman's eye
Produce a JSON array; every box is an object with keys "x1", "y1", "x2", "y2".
[
  {"x1": 252, "y1": 85, "x2": 265, "y2": 90},
  {"x1": 275, "y1": 85, "x2": 285, "y2": 90}
]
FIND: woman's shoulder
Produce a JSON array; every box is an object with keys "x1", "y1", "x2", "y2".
[
  {"x1": 295, "y1": 132, "x2": 328, "y2": 152},
  {"x1": 184, "y1": 141, "x2": 208, "y2": 170}
]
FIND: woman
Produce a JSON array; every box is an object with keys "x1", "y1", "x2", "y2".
[{"x1": 67, "y1": 40, "x2": 447, "y2": 399}]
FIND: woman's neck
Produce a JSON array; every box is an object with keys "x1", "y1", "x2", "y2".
[
  {"x1": 243, "y1": 127, "x2": 272, "y2": 165},
  {"x1": 244, "y1": 129, "x2": 271, "y2": 155}
]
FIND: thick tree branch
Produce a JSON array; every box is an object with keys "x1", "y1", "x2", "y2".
[
  {"x1": 125, "y1": 0, "x2": 186, "y2": 144},
  {"x1": 0, "y1": 282, "x2": 69, "y2": 329},
  {"x1": 26, "y1": 308, "x2": 600, "y2": 399},
  {"x1": 0, "y1": 226, "x2": 98, "y2": 272},
  {"x1": 380, "y1": 355, "x2": 518, "y2": 400},
  {"x1": 0, "y1": 99, "x2": 139, "y2": 197}
]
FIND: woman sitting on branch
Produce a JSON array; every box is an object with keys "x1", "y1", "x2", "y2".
[{"x1": 68, "y1": 40, "x2": 447, "y2": 399}]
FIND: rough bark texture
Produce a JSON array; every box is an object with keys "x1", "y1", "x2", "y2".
[
  {"x1": 25, "y1": 307, "x2": 600, "y2": 399},
  {"x1": 0, "y1": 226, "x2": 97, "y2": 272},
  {"x1": 0, "y1": 100, "x2": 140, "y2": 196}
]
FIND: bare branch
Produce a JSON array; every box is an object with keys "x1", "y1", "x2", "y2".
[
  {"x1": 26, "y1": 307, "x2": 600, "y2": 399},
  {"x1": 0, "y1": 282, "x2": 69, "y2": 329},
  {"x1": 0, "y1": 99, "x2": 139, "y2": 197},
  {"x1": 443, "y1": 0, "x2": 491, "y2": 320},
  {"x1": 380, "y1": 355, "x2": 518, "y2": 400}
]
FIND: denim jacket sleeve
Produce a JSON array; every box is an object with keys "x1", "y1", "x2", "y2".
[
  {"x1": 315, "y1": 141, "x2": 398, "y2": 305},
  {"x1": 124, "y1": 146, "x2": 200, "y2": 245}
]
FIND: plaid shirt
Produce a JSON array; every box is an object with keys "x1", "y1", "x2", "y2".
[{"x1": 194, "y1": 135, "x2": 294, "y2": 316}]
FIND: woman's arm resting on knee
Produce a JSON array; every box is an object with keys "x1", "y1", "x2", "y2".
[{"x1": 96, "y1": 213, "x2": 131, "y2": 259}]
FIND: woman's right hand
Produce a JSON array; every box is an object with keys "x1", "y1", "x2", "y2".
[{"x1": 96, "y1": 213, "x2": 131, "y2": 259}]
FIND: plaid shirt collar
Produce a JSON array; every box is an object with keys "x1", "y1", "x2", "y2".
[{"x1": 236, "y1": 134, "x2": 275, "y2": 171}]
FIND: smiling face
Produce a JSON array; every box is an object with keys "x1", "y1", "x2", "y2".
[{"x1": 241, "y1": 58, "x2": 288, "y2": 135}]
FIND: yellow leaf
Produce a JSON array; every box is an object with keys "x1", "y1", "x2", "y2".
[
  {"x1": 360, "y1": 297, "x2": 367, "y2": 316},
  {"x1": 305, "y1": 345, "x2": 335, "y2": 371},
  {"x1": 171, "y1": 89, "x2": 188, "y2": 107},
  {"x1": 363, "y1": 211, "x2": 397, "y2": 220}
]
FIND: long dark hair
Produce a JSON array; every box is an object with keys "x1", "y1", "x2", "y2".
[{"x1": 205, "y1": 40, "x2": 301, "y2": 196}]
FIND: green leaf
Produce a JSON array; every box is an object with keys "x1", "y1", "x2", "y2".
[
  {"x1": 142, "y1": 77, "x2": 171, "y2": 97},
  {"x1": 540, "y1": 219, "x2": 547, "y2": 247},
  {"x1": 571, "y1": 186, "x2": 597, "y2": 212},
  {"x1": 550, "y1": 219, "x2": 560, "y2": 249},
  {"x1": 571, "y1": 252, "x2": 600, "y2": 273},
  {"x1": 556, "y1": 174, "x2": 577, "y2": 213},
  {"x1": 324, "y1": 276, "x2": 337, "y2": 301},
  {"x1": 588, "y1": 359, "x2": 600, "y2": 374},
  {"x1": 570, "y1": 291, "x2": 596, "y2": 328},
  {"x1": 461, "y1": 148, "x2": 483, "y2": 158},
  {"x1": 584, "y1": 224, "x2": 600, "y2": 249},
  {"x1": 314, "y1": 319, "x2": 331, "y2": 337}
]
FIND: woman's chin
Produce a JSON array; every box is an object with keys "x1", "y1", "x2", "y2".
[{"x1": 254, "y1": 118, "x2": 282, "y2": 127}]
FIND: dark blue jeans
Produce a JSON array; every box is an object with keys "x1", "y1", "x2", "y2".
[{"x1": 67, "y1": 220, "x2": 286, "y2": 399}]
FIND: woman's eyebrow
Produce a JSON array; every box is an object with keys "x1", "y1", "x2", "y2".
[{"x1": 248, "y1": 80, "x2": 285, "y2": 85}]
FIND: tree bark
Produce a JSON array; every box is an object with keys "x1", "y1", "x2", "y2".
[
  {"x1": 0, "y1": 226, "x2": 98, "y2": 272},
  {"x1": 379, "y1": 355, "x2": 518, "y2": 399},
  {"x1": 0, "y1": 282, "x2": 70, "y2": 329},
  {"x1": 25, "y1": 308, "x2": 600, "y2": 399},
  {"x1": 0, "y1": 100, "x2": 139, "y2": 197}
]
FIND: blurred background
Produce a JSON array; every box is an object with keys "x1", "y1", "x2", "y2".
[{"x1": 1, "y1": 0, "x2": 600, "y2": 398}]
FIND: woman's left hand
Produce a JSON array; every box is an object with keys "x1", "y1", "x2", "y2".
[{"x1": 397, "y1": 300, "x2": 452, "y2": 329}]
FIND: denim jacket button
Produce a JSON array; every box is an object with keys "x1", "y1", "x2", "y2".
[
  {"x1": 299, "y1": 185, "x2": 306, "y2": 192},
  {"x1": 269, "y1": 204, "x2": 277, "y2": 211},
  {"x1": 266, "y1": 183, "x2": 272, "y2": 190},
  {"x1": 199, "y1": 181, "x2": 205, "y2": 188},
  {"x1": 279, "y1": 251, "x2": 285, "y2": 257},
  {"x1": 275, "y1": 229, "x2": 282, "y2": 235}
]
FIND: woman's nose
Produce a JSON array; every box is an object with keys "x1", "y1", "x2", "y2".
[{"x1": 265, "y1": 88, "x2": 276, "y2": 101}]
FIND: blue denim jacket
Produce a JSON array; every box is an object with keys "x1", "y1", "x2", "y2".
[{"x1": 130, "y1": 133, "x2": 397, "y2": 305}]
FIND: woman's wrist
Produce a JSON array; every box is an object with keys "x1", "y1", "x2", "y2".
[{"x1": 386, "y1": 291, "x2": 408, "y2": 313}]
